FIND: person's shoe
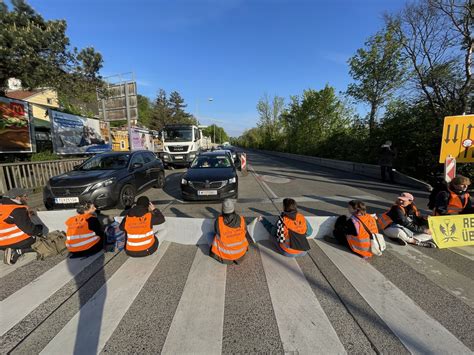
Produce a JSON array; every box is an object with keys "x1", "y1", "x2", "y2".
[
  {"x1": 388, "y1": 237, "x2": 407, "y2": 246},
  {"x1": 417, "y1": 240, "x2": 437, "y2": 248},
  {"x1": 3, "y1": 248, "x2": 21, "y2": 265}
]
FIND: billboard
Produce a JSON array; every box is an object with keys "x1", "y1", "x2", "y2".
[
  {"x1": 0, "y1": 97, "x2": 33, "y2": 153},
  {"x1": 130, "y1": 128, "x2": 154, "y2": 151},
  {"x1": 98, "y1": 82, "x2": 138, "y2": 122},
  {"x1": 49, "y1": 110, "x2": 112, "y2": 155}
]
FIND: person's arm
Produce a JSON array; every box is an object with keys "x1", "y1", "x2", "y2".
[
  {"x1": 150, "y1": 209, "x2": 165, "y2": 225},
  {"x1": 304, "y1": 218, "x2": 313, "y2": 237},
  {"x1": 344, "y1": 218, "x2": 357, "y2": 236},
  {"x1": 461, "y1": 195, "x2": 473, "y2": 214},
  {"x1": 434, "y1": 191, "x2": 450, "y2": 215},
  {"x1": 7, "y1": 207, "x2": 42, "y2": 236},
  {"x1": 391, "y1": 206, "x2": 425, "y2": 233},
  {"x1": 214, "y1": 218, "x2": 220, "y2": 237},
  {"x1": 119, "y1": 215, "x2": 127, "y2": 231},
  {"x1": 88, "y1": 217, "x2": 104, "y2": 238}
]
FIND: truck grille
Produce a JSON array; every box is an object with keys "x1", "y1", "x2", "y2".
[
  {"x1": 51, "y1": 186, "x2": 86, "y2": 197},
  {"x1": 190, "y1": 181, "x2": 227, "y2": 189},
  {"x1": 169, "y1": 145, "x2": 189, "y2": 153}
]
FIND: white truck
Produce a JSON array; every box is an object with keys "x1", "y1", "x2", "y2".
[{"x1": 159, "y1": 124, "x2": 203, "y2": 168}]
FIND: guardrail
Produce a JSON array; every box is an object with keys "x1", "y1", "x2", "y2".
[
  {"x1": 0, "y1": 158, "x2": 85, "y2": 194},
  {"x1": 252, "y1": 149, "x2": 432, "y2": 191}
]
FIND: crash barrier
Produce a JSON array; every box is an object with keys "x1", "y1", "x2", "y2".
[
  {"x1": 0, "y1": 158, "x2": 85, "y2": 194},
  {"x1": 239, "y1": 153, "x2": 248, "y2": 176},
  {"x1": 253, "y1": 149, "x2": 432, "y2": 191},
  {"x1": 36, "y1": 210, "x2": 337, "y2": 245}
]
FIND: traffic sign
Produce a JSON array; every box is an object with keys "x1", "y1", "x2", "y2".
[
  {"x1": 439, "y1": 115, "x2": 474, "y2": 163},
  {"x1": 444, "y1": 156, "x2": 456, "y2": 183}
]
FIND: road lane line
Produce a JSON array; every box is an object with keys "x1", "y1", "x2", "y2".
[
  {"x1": 449, "y1": 246, "x2": 474, "y2": 261},
  {"x1": 387, "y1": 244, "x2": 474, "y2": 308},
  {"x1": 258, "y1": 242, "x2": 345, "y2": 353},
  {"x1": 0, "y1": 252, "x2": 103, "y2": 337},
  {"x1": 40, "y1": 242, "x2": 170, "y2": 355},
  {"x1": 248, "y1": 164, "x2": 278, "y2": 199},
  {"x1": 317, "y1": 240, "x2": 471, "y2": 353},
  {"x1": 161, "y1": 248, "x2": 227, "y2": 354}
]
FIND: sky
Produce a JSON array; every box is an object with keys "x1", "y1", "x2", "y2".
[{"x1": 23, "y1": 0, "x2": 406, "y2": 137}]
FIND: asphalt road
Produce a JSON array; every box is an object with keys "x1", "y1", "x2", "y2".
[{"x1": 1, "y1": 149, "x2": 473, "y2": 354}]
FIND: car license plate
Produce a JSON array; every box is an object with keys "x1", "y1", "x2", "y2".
[
  {"x1": 198, "y1": 190, "x2": 218, "y2": 196},
  {"x1": 174, "y1": 155, "x2": 183, "y2": 160},
  {"x1": 54, "y1": 197, "x2": 79, "y2": 204}
]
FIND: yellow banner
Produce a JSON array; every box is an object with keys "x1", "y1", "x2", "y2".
[{"x1": 428, "y1": 214, "x2": 474, "y2": 249}]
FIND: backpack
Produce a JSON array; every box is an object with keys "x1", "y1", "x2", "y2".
[
  {"x1": 31, "y1": 231, "x2": 68, "y2": 260},
  {"x1": 105, "y1": 221, "x2": 126, "y2": 251}
]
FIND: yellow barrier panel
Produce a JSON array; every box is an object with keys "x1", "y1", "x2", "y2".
[{"x1": 428, "y1": 214, "x2": 474, "y2": 249}]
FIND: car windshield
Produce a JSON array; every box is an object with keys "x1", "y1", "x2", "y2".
[
  {"x1": 191, "y1": 155, "x2": 232, "y2": 169},
  {"x1": 163, "y1": 128, "x2": 193, "y2": 142},
  {"x1": 80, "y1": 154, "x2": 130, "y2": 171}
]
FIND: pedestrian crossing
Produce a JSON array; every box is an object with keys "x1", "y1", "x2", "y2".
[{"x1": 1, "y1": 239, "x2": 473, "y2": 354}]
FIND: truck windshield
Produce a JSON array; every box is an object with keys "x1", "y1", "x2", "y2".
[{"x1": 163, "y1": 128, "x2": 193, "y2": 142}]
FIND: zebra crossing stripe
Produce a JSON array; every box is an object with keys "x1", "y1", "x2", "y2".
[
  {"x1": 258, "y1": 241, "x2": 346, "y2": 353},
  {"x1": 450, "y1": 246, "x2": 474, "y2": 261},
  {"x1": 0, "y1": 251, "x2": 103, "y2": 337},
  {"x1": 161, "y1": 248, "x2": 227, "y2": 354},
  {"x1": 317, "y1": 240, "x2": 471, "y2": 353},
  {"x1": 0, "y1": 252, "x2": 36, "y2": 279},
  {"x1": 40, "y1": 242, "x2": 170, "y2": 354}
]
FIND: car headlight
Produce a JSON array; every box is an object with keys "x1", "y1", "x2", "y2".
[
  {"x1": 181, "y1": 178, "x2": 188, "y2": 185},
  {"x1": 85, "y1": 178, "x2": 116, "y2": 192},
  {"x1": 228, "y1": 177, "x2": 236, "y2": 184},
  {"x1": 189, "y1": 153, "x2": 196, "y2": 159}
]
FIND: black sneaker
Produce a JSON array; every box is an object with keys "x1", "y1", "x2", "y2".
[
  {"x1": 323, "y1": 235, "x2": 341, "y2": 245},
  {"x1": 417, "y1": 240, "x2": 437, "y2": 248},
  {"x1": 4, "y1": 248, "x2": 22, "y2": 265}
]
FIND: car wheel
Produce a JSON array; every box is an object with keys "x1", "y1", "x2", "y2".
[
  {"x1": 154, "y1": 171, "x2": 165, "y2": 188},
  {"x1": 118, "y1": 184, "x2": 136, "y2": 209}
]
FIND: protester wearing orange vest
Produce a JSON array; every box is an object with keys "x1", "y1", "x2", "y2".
[
  {"x1": 1, "y1": 188, "x2": 43, "y2": 265},
  {"x1": 434, "y1": 175, "x2": 472, "y2": 216},
  {"x1": 210, "y1": 199, "x2": 249, "y2": 264},
  {"x1": 379, "y1": 193, "x2": 436, "y2": 248},
  {"x1": 260, "y1": 198, "x2": 312, "y2": 257},
  {"x1": 119, "y1": 196, "x2": 165, "y2": 257},
  {"x1": 65, "y1": 202, "x2": 104, "y2": 256}
]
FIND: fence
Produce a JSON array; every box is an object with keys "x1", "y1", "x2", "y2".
[{"x1": 0, "y1": 158, "x2": 85, "y2": 193}]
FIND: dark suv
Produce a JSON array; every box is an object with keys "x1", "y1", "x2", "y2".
[{"x1": 44, "y1": 151, "x2": 165, "y2": 210}]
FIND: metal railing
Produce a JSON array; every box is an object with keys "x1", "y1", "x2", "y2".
[{"x1": 0, "y1": 158, "x2": 85, "y2": 193}]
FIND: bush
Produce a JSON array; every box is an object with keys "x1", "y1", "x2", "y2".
[{"x1": 31, "y1": 151, "x2": 60, "y2": 162}]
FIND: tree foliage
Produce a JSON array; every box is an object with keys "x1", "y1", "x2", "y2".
[
  {"x1": 148, "y1": 89, "x2": 197, "y2": 130},
  {"x1": 202, "y1": 124, "x2": 229, "y2": 144}
]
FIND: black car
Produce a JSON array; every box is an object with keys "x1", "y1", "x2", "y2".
[
  {"x1": 44, "y1": 151, "x2": 165, "y2": 210},
  {"x1": 181, "y1": 151, "x2": 238, "y2": 201}
]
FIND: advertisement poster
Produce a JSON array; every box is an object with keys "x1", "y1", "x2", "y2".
[
  {"x1": 130, "y1": 128, "x2": 154, "y2": 151},
  {"x1": 50, "y1": 109, "x2": 112, "y2": 154},
  {"x1": 0, "y1": 97, "x2": 33, "y2": 153}
]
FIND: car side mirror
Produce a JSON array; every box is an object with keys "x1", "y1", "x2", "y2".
[{"x1": 131, "y1": 162, "x2": 143, "y2": 170}]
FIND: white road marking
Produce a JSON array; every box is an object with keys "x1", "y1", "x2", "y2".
[
  {"x1": 259, "y1": 242, "x2": 345, "y2": 353},
  {"x1": 317, "y1": 240, "x2": 471, "y2": 353},
  {"x1": 248, "y1": 164, "x2": 278, "y2": 199},
  {"x1": 40, "y1": 242, "x2": 170, "y2": 354},
  {"x1": 449, "y1": 246, "x2": 474, "y2": 261},
  {"x1": 161, "y1": 248, "x2": 227, "y2": 354},
  {"x1": 0, "y1": 252, "x2": 36, "y2": 279},
  {"x1": 0, "y1": 252, "x2": 103, "y2": 336}
]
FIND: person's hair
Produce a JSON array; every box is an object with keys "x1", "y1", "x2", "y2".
[
  {"x1": 77, "y1": 201, "x2": 94, "y2": 214},
  {"x1": 450, "y1": 175, "x2": 471, "y2": 187},
  {"x1": 283, "y1": 198, "x2": 297, "y2": 213},
  {"x1": 348, "y1": 200, "x2": 367, "y2": 215}
]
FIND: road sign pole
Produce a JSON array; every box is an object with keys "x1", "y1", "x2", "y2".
[
  {"x1": 125, "y1": 82, "x2": 132, "y2": 151},
  {"x1": 444, "y1": 155, "x2": 456, "y2": 183}
]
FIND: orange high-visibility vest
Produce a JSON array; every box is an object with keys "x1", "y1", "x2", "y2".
[
  {"x1": 348, "y1": 214, "x2": 376, "y2": 258},
  {"x1": 280, "y1": 213, "x2": 307, "y2": 255},
  {"x1": 0, "y1": 204, "x2": 31, "y2": 247},
  {"x1": 65, "y1": 213, "x2": 100, "y2": 253},
  {"x1": 211, "y1": 216, "x2": 248, "y2": 261},
  {"x1": 446, "y1": 190, "x2": 470, "y2": 215},
  {"x1": 377, "y1": 205, "x2": 407, "y2": 230},
  {"x1": 124, "y1": 212, "x2": 155, "y2": 252}
]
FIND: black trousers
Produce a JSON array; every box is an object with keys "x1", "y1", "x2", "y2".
[
  {"x1": 0, "y1": 236, "x2": 36, "y2": 252},
  {"x1": 69, "y1": 236, "x2": 105, "y2": 258},
  {"x1": 125, "y1": 237, "x2": 159, "y2": 258},
  {"x1": 381, "y1": 166, "x2": 394, "y2": 182}
]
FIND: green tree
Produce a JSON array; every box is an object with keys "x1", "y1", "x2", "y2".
[
  {"x1": 149, "y1": 89, "x2": 196, "y2": 130},
  {"x1": 137, "y1": 94, "x2": 153, "y2": 128},
  {"x1": 256, "y1": 94, "x2": 285, "y2": 150},
  {"x1": 202, "y1": 124, "x2": 229, "y2": 144},
  {"x1": 347, "y1": 24, "x2": 406, "y2": 134}
]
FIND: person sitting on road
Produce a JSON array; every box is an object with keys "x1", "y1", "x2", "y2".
[
  {"x1": 379, "y1": 193, "x2": 436, "y2": 248},
  {"x1": 120, "y1": 196, "x2": 165, "y2": 257},
  {"x1": 65, "y1": 202, "x2": 105, "y2": 256},
  {"x1": 210, "y1": 199, "x2": 250, "y2": 265},
  {"x1": 434, "y1": 175, "x2": 472, "y2": 215},
  {"x1": 260, "y1": 198, "x2": 312, "y2": 257},
  {"x1": 1, "y1": 188, "x2": 43, "y2": 265},
  {"x1": 328, "y1": 200, "x2": 377, "y2": 258}
]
